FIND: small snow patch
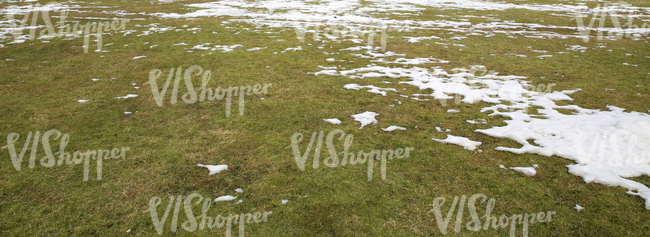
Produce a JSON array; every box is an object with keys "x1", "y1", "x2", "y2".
[
  {"x1": 351, "y1": 111, "x2": 379, "y2": 129},
  {"x1": 432, "y1": 135, "x2": 481, "y2": 151},
  {"x1": 574, "y1": 204, "x2": 584, "y2": 212},
  {"x1": 323, "y1": 118, "x2": 342, "y2": 125},
  {"x1": 115, "y1": 94, "x2": 139, "y2": 99},
  {"x1": 214, "y1": 195, "x2": 237, "y2": 202},
  {"x1": 197, "y1": 164, "x2": 228, "y2": 175},
  {"x1": 382, "y1": 126, "x2": 406, "y2": 132},
  {"x1": 509, "y1": 166, "x2": 537, "y2": 176}
]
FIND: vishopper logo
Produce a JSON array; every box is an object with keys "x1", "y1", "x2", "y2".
[
  {"x1": 428, "y1": 193, "x2": 556, "y2": 236},
  {"x1": 146, "y1": 65, "x2": 272, "y2": 117},
  {"x1": 575, "y1": 131, "x2": 649, "y2": 168},
  {"x1": 293, "y1": 21, "x2": 409, "y2": 52},
  {"x1": 289, "y1": 129, "x2": 414, "y2": 181},
  {"x1": 3, "y1": 1, "x2": 130, "y2": 52},
  {"x1": 1, "y1": 130, "x2": 130, "y2": 181},
  {"x1": 572, "y1": 1, "x2": 650, "y2": 42},
  {"x1": 522, "y1": 82, "x2": 556, "y2": 94},
  {"x1": 146, "y1": 193, "x2": 272, "y2": 236}
]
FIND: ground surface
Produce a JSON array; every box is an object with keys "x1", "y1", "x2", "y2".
[{"x1": 1, "y1": 0, "x2": 650, "y2": 236}]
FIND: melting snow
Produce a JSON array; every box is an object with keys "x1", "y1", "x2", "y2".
[
  {"x1": 214, "y1": 195, "x2": 237, "y2": 202},
  {"x1": 114, "y1": 94, "x2": 139, "y2": 99},
  {"x1": 343, "y1": 84, "x2": 398, "y2": 96},
  {"x1": 351, "y1": 111, "x2": 379, "y2": 129},
  {"x1": 382, "y1": 126, "x2": 407, "y2": 132},
  {"x1": 432, "y1": 135, "x2": 482, "y2": 151},
  {"x1": 466, "y1": 119, "x2": 487, "y2": 124},
  {"x1": 509, "y1": 166, "x2": 537, "y2": 176},
  {"x1": 477, "y1": 105, "x2": 650, "y2": 209},
  {"x1": 247, "y1": 47, "x2": 266, "y2": 51},
  {"x1": 323, "y1": 118, "x2": 342, "y2": 125},
  {"x1": 197, "y1": 164, "x2": 229, "y2": 175}
]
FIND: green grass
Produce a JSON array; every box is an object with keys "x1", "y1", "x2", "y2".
[{"x1": 1, "y1": 0, "x2": 650, "y2": 236}]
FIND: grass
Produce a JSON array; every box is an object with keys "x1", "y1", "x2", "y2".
[{"x1": 1, "y1": 0, "x2": 650, "y2": 236}]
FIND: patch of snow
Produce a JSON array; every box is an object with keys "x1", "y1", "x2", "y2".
[
  {"x1": 247, "y1": 47, "x2": 267, "y2": 51},
  {"x1": 323, "y1": 118, "x2": 342, "y2": 125},
  {"x1": 214, "y1": 195, "x2": 237, "y2": 202},
  {"x1": 197, "y1": 164, "x2": 229, "y2": 175},
  {"x1": 114, "y1": 94, "x2": 139, "y2": 99},
  {"x1": 351, "y1": 111, "x2": 379, "y2": 129},
  {"x1": 432, "y1": 135, "x2": 482, "y2": 151},
  {"x1": 382, "y1": 126, "x2": 406, "y2": 132},
  {"x1": 509, "y1": 166, "x2": 537, "y2": 176},
  {"x1": 574, "y1": 204, "x2": 584, "y2": 212}
]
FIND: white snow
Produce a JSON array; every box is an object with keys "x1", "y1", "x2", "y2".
[
  {"x1": 114, "y1": 94, "x2": 139, "y2": 99},
  {"x1": 197, "y1": 164, "x2": 229, "y2": 175},
  {"x1": 477, "y1": 105, "x2": 650, "y2": 209},
  {"x1": 574, "y1": 204, "x2": 584, "y2": 212},
  {"x1": 282, "y1": 46, "x2": 302, "y2": 52},
  {"x1": 192, "y1": 44, "x2": 242, "y2": 52},
  {"x1": 132, "y1": 56, "x2": 146, "y2": 59},
  {"x1": 404, "y1": 35, "x2": 441, "y2": 43},
  {"x1": 214, "y1": 195, "x2": 237, "y2": 202},
  {"x1": 382, "y1": 126, "x2": 406, "y2": 132},
  {"x1": 247, "y1": 47, "x2": 266, "y2": 51},
  {"x1": 77, "y1": 99, "x2": 90, "y2": 103},
  {"x1": 371, "y1": 57, "x2": 449, "y2": 65},
  {"x1": 432, "y1": 135, "x2": 482, "y2": 151},
  {"x1": 343, "y1": 84, "x2": 398, "y2": 96},
  {"x1": 351, "y1": 111, "x2": 379, "y2": 129},
  {"x1": 509, "y1": 166, "x2": 537, "y2": 176},
  {"x1": 466, "y1": 119, "x2": 487, "y2": 124},
  {"x1": 146, "y1": 0, "x2": 639, "y2": 42},
  {"x1": 235, "y1": 188, "x2": 243, "y2": 193},
  {"x1": 323, "y1": 118, "x2": 342, "y2": 125}
]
